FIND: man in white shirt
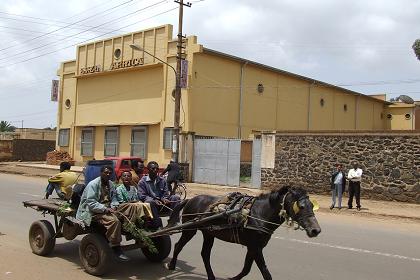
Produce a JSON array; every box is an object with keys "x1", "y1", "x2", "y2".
[{"x1": 347, "y1": 162, "x2": 363, "y2": 210}]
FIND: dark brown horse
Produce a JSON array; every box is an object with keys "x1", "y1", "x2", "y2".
[{"x1": 166, "y1": 186, "x2": 321, "y2": 280}]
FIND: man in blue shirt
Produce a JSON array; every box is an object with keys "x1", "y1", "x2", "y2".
[
  {"x1": 330, "y1": 164, "x2": 346, "y2": 210},
  {"x1": 138, "y1": 161, "x2": 180, "y2": 228}
]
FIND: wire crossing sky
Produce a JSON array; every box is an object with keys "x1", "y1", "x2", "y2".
[{"x1": 0, "y1": 0, "x2": 419, "y2": 128}]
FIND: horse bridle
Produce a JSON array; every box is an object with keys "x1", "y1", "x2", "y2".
[{"x1": 279, "y1": 191, "x2": 315, "y2": 229}]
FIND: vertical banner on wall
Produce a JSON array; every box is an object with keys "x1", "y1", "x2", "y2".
[
  {"x1": 51, "y1": 80, "x2": 59, "y2": 102},
  {"x1": 180, "y1": 60, "x2": 188, "y2": 88}
]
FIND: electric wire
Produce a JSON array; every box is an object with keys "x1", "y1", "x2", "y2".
[
  {"x1": 0, "y1": 0, "x2": 137, "y2": 53},
  {"x1": 0, "y1": 5, "x2": 178, "y2": 69},
  {"x1": 0, "y1": 1, "x2": 170, "y2": 64}
]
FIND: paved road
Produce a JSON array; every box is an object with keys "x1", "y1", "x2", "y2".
[{"x1": 0, "y1": 173, "x2": 419, "y2": 280}]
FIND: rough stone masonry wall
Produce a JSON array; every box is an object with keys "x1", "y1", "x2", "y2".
[
  {"x1": 12, "y1": 139, "x2": 55, "y2": 161},
  {"x1": 261, "y1": 132, "x2": 420, "y2": 204}
]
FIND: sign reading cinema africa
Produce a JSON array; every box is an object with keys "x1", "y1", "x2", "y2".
[{"x1": 80, "y1": 58, "x2": 144, "y2": 75}]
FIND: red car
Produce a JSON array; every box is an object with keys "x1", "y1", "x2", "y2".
[{"x1": 105, "y1": 156, "x2": 144, "y2": 179}]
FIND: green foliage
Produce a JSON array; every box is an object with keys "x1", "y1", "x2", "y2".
[
  {"x1": 57, "y1": 202, "x2": 72, "y2": 216},
  {"x1": 413, "y1": 39, "x2": 420, "y2": 60},
  {"x1": 123, "y1": 220, "x2": 158, "y2": 254},
  {"x1": 0, "y1": 121, "x2": 16, "y2": 132}
]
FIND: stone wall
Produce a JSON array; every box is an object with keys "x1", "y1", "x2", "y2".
[
  {"x1": 12, "y1": 139, "x2": 56, "y2": 161},
  {"x1": 261, "y1": 132, "x2": 420, "y2": 204}
]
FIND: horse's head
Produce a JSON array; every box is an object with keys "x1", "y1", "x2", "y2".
[{"x1": 283, "y1": 187, "x2": 321, "y2": 238}]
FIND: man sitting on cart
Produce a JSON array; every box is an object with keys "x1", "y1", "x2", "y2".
[
  {"x1": 76, "y1": 166, "x2": 152, "y2": 261},
  {"x1": 138, "y1": 161, "x2": 181, "y2": 228},
  {"x1": 45, "y1": 161, "x2": 79, "y2": 200}
]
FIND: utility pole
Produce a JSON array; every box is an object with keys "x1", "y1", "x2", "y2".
[{"x1": 173, "y1": 0, "x2": 191, "y2": 163}]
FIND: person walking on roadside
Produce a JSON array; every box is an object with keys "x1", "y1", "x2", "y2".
[
  {"x1": 347, "y1": 162, "x2": 363, "y2": 210},
  {"x1": 330, "y1": 164, "x2": 346, "y2": 210}
]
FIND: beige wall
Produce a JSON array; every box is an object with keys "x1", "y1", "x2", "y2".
[
  {"x1": 190, "y1": 52, "x2": 387, "y2": 138},
  {"x1": 75, "y1": 66, "x2": 164, "y2": 126},
  {"x1": 385, "y1": 106, "x2": 415, "y2": 130},
  {"x1": 276, "y1": 75, "x2": 309, "y2": 130},
  {"x1": 189, "y1": 53, "x2": 241, "y2": 138}
]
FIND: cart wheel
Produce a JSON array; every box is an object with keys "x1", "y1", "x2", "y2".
[
  {"x1": 142, "y1": 235, "x2": 172, "y2": 262},
  {"x1": 174, "y1": 183, "x2": 187, "y2": 200},
  {"x1": 29, "y1": 220, "x2": 56, "y2": 256},
  {"x1": 79, "y1": 233, "x2": 112, "y2": 276}
]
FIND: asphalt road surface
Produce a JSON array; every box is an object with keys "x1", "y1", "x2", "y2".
[{"x1": 0, "y1": 173, "x2": 419, "y2": 280}]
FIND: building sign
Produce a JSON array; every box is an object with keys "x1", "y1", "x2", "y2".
[
  {"x1": 180, "y1": 59, "x2": 188, "y2": 88},
  {"x1": 109, "y1": 58, "x2": 144, "y2": 70},
  {"x1": 79, "y1": 58, "x2": 145, "y2": 75},
  {"x1": 80, "y1": 65, "x2": 101, "y2": 75},
  {"x1": 51, "y1": 80, "x2": 59, "y2": 102}
]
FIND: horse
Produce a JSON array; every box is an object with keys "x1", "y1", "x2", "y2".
[{"x1": 166, "y1": 186, "x2": 321, "y2": 280}]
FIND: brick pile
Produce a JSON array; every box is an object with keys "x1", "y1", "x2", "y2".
[{"x1": 46, "y1": 150, "x2": 74, "y2": 165}]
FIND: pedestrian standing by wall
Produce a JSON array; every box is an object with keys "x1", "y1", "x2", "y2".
[
  {"x1": 347, "y1": 162, "x2": 363, "y2": 210},
  {"x1": 330, "y1": 164, "x2": 346, "y2": 210}
]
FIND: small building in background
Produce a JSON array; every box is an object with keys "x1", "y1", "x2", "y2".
[{"x1": 0, "y1": 128, "x2": 56, "y2": 141}]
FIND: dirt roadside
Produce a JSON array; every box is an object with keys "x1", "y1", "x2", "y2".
[{"x1": 1, "y1": 162, "x2": 420, "y2": 224}]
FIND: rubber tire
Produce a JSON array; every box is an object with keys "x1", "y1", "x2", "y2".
[
  {"x1": 79, "y1": 233, "x2": 112, "y2": 276},
  {"x1": 142, "y1": 235, "x2": 172, "y2": 262},
  {"x1": 29, "y1": 220, "x2": 56, "y2": 256},
  {"x1": 174, "y1": 184, "x2": 187, "y2": 200}
]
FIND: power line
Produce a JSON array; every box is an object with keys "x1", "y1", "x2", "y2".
[
  {"x1": 0, "y1": 5, "x2": 178, "y2": 69},
  {"x1": 0, "y1": 0, "x2": 136, "y2": 53},
  {"x1": 0, "y1": 0, "x2": 168, "y2": 63}
]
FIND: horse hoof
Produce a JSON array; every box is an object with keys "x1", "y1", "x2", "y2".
[{"x1": 165, "y1": 262, "x2": 176, "y2": 270}]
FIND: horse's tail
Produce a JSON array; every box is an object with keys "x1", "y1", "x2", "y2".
[{"x1": 167, "y1": 199, "x2": 189, "y2": 227}]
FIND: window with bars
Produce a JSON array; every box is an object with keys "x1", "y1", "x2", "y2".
[
  {"x1": 163, "y1": 127, "x2": 173, "y2": 150},
  {"x1": 131, "y1": 127, "x2": 147, "y2": 159},
  {"x1": 81, "y1": 128, "x2": 94, "y2": 156},
  {"x1": 58, "y1": 129, "x2": 70, "y2": 147},
  {"x1": 104, "y1": 127, "x2": 119, "y2": 157}
]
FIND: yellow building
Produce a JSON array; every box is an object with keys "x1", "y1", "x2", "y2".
[{"x1": 56, "y1": 24, "x2": 416, "y2": 165}]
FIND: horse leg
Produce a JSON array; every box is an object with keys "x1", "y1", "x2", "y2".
[
  {"x1": 254, "y1": 248, "x2": 272, "y2": 280},
  {"x1": 167, "y1": 229, "x2": 197, "y2": 270},
  {"x1": 201, "y1": 233, "x2": 216, "y2": 280},
  {"x1": 228, "y1": 248, "x2": 254, "y2": 280}
]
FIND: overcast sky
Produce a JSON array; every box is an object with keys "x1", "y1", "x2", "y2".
[{"x1": 0, "y1": 0, "x2": 419, "y2": 128}]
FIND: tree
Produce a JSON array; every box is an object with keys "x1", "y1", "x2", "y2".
[
  {"x1": 0, "y1": 121, "x2": 16, "y2": 132},
  {"x1": 413, "y1": 39, "x2": 420, "y2": 60}
]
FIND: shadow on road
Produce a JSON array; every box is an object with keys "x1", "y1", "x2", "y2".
[{"x1": 46, "y1": 240, "x2": 212, "y2": 280}]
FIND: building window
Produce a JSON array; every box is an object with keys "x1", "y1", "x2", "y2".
[
  {"x1": 104, "y1": 127, "x2": 119, "y2": 157},
  {"x1": 131, "y1": 127, "x2": 147, "y2": 159},
  {"x1": 343, "y1": 104, "x2": 348, "y2": 111},
  {"x1": 163, "y1": 127, "x2": 174, "y2": 150},
  {"x1": 65, "y1": 99, "x2": 71, "y2": 109},
  {"x1": 405, "y1": 113, "x2": 411, "y2": 120},
  {"x1": 387, "y1": 114, "x2": 393, "y2": 120},
  {"x1": 58, "y1": 129, "x2": 70, "y2": 147},
  {"x1": 320, "y1": 98, "x2": 325, "y2": 107},
  {"x1": 257, "y1": 83, "x2": 264, "y2": 94},
  {"x1": 81, "y1": 128, "x2": 94, "y2": 156}
]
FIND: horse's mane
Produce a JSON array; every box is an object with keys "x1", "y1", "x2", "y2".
[
  {"x1": 256, "y1": 186, "x2": 307, "y2": 201},
  {"x1": 256, "y1": 186, "x2": 290, "y2": 200}
]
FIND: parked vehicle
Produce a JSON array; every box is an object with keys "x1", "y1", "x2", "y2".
[{"x1": 105, "y1": 156, "x2": 144, "y2": 179}]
